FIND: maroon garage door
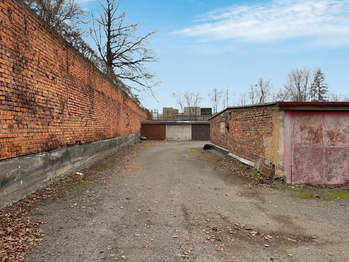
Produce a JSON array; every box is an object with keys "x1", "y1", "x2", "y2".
[
  {"x1": 192, "y1": 124, "x2": 210, "y2": 141},
  {"x1": 141, "y1": 124, "x2": 166, "y2": 140}
]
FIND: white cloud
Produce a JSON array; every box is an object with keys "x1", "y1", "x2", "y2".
[{"x1": 175, "y1": 0, "x2": 349, "y2": 46}]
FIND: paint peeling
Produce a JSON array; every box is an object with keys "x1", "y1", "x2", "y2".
[{"x1": 290, "y1": 111, "x2": 349, "y2": 184}]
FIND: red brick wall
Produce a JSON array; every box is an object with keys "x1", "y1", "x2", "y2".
[
  {"x1": 211, "y1": 105, "x2": 277, "y2": 166},
  {"x1": 0, "y1": 0, "x2": 148, "y2": 160}
]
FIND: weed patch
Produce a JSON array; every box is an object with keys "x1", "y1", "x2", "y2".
[{"x1": 247, "y1": 169, "x2": 261, "y2": 179}]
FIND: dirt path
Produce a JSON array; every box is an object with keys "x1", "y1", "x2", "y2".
[{"x1": 10, "y1": 141, "x2": 349, "y2": 261}]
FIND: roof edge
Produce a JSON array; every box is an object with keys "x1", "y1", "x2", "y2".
[{"x1": 209, "y1": 101, "x2": 349, "y2": 120}]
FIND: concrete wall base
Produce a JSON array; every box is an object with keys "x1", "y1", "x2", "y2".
[
  {"x1": 210, "y1": 142, "x2": 255, "y2": 168},
  {"x1": 0, "y1": 133, "x2": 140, "y2": 209}
]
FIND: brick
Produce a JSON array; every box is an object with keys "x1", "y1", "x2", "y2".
[
  {"x1": 211, "y1": 105, "x2": 277, "y2": 170},
  {"x1": 0, "y1": 0, "x2": 148, "y2": 160}
]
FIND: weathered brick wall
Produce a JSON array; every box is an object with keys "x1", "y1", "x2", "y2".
[
  {"x1": 0, "y1": 0, "x2": 148, "y2": 160},
  {"x1": 211, "y1": 105, "x2": 279, "y2": 172}
]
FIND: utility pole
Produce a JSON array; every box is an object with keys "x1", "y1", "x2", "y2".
[{"x1": 227, "y1": 85, "x2": 229, "y2": 107}]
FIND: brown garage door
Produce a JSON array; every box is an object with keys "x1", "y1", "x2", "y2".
[
  {"x1": 141, "y1": 124, "x2": 166, "y2": 140},
  {"x1": 192, "y1": 124, "x2": 210, "y2": 141}
]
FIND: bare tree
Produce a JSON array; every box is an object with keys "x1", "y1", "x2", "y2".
[
  {"x1": 283, "y1": 66, "x2": 312, "y2": 102},
  {"x1": 172, "y1": 91, "x2": 203, "y2": 120},
  {"x1": 208, "y1": 88, "x2": 224, "y2": 114},
  {"x1": 22, "y1": 0, "x2": 86, "y2": 36},
  {"x1": 171, "y1": 91, "x2": 185, "y2": 112},
  {"x1": 256, "y1": 78, "x2": 272, "y2": 103},
  {"x1": 247, "y1": 78, "x2": 272, "y2": 104},
  {"x1": 270, "y1": 87, "x2": 288, "y2": 102},
  {"x1": 238, "y1": 92, "x2": 248, "y2": 106},
  {"x1": 20, "y1": 0, "x2": 91, "y2": 55},
  {"x1": 91, "y1": 0, "x2": 159, "y2": 93},
  {"x1": 310, "y1": 67, "x2": 329, "y2": 101},
  {"x1": 183, "y1": 91, "x2": 203, "y2": 120},
  {"x1": 328, "y1": 93, "x2": 349, "y2": 102}
]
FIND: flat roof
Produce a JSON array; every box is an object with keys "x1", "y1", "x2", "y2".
[
  {"x1": 141, "y1": 120, "x2": 210, "y2": 125},
  {"x1": 209, "y1": 101, "x2": 349, "y2": 120}
]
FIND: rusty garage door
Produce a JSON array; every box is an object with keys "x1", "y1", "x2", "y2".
[
  {"x1": 192, "y1": 124, "x2": 210, "y2": 141},
  {"x1": 141, "y1": 124, "x2": 166, "y2": 140},
  {"x1": 286, "y1": 111, "x2": 349, "y2": 184}
]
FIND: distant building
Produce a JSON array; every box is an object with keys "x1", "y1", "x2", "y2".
[
  {"x1": 201, "y1": 108, "x2": 212, "y2": 116},
  {"x1": 162, "y1": 107, "x2": 179, "y2": 120},
  {"x1": 151, "y1": 109, "x2": 159, "y2": 120},
  {"x1": 183, "y1": 107, "x2": 201, "y2": 117},
  {"x1": 158, "y1": 107, "x2": 213, "y2": 121}
]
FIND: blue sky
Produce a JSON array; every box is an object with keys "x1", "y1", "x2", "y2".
[{"x1": 77, "y1": 0, "x2": 349, "y2": 113}]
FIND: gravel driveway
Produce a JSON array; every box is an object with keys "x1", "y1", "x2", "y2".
[{"x1": 24, "y1": 141, "x2": 349, "y2": 262}]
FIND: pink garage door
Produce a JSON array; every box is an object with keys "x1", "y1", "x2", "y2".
[{"x1": 285, "y1": 111, "x2": 349, "y2": 184}]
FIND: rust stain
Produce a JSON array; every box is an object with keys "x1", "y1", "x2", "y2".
[
  {"x1": 326, "y1": 128, "x2": 347, "y2": 146},
  {"x1": 344, "y1": 125, "x2": 349, "y2": 135},
  {"x1": 302, "y1": 126, "x2": 323, "y2": 145}
]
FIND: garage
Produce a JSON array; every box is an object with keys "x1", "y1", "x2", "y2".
[
  {"x1": 141, "y1": 121, "x2": 210, "y2": 141},
  {"x1": 192, "y1": 124, "x2": 210, "y2": 141},
  {"x1": 141, "y1": 124, "x2": 166, "y2": 140},
  {"x1": 210, "y1": 102, "x2": 349, "y2": 185},
  {"x1": 166, "y1": 125, "x2": 191, "y2": 140}
]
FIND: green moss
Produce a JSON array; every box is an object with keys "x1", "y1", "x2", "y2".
[
  {"x1": 290, "y1": 186, "x2": 302, "y2": 192},
  {"x1": 295, "y1": 193, "x2": 314, "y2": 199},
  {"x1": 64, "y1": 180, "x2": 86, "y2": 190},
  {"x1": 63, "y1": 173, "x2": 98, "y2": 191},
  {"x1": 246, "y1": 168, "x2": 261, "y2": 179},
  {"x1": 325, "y1": 192, "x2": 349, "y2": 199},
  {"x1": 188, "y1": 148, "x2": 202, "y2": 157},
  {"x1": 188, "y1": 149, "x2": 221, "y2": 166},
  {"x1": 99, "y1": 163, "x2": 111, "y2": 172},
  {"x1": 199, "y1": 156, "x2": 221, "y2": 166}
]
